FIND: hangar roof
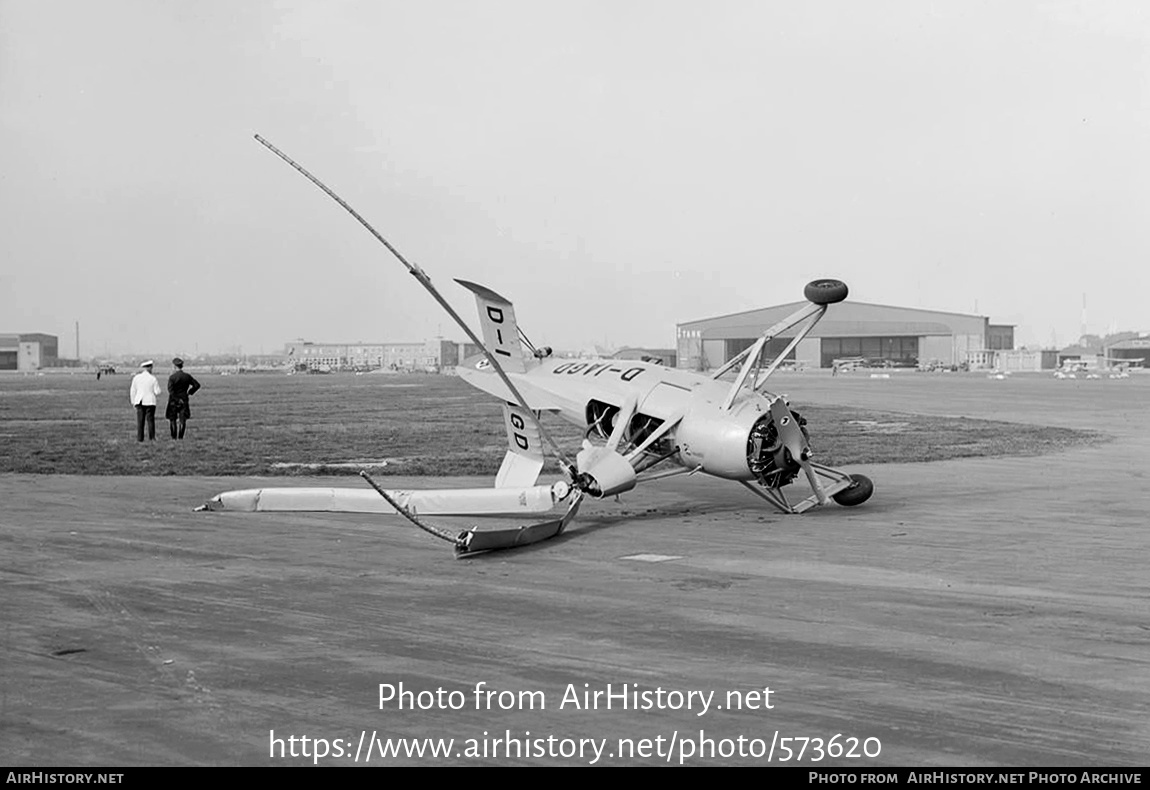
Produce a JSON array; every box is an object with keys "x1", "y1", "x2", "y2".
[
  {"x1": 613, "y1": 347, "x2": 677, "y2": 359},
  {"x1": 1106, "y1": 337, "x2": 1150, "y2": 350},
  {"x1": 678, "y1": 301, "x2": 988, "y2": 340}
]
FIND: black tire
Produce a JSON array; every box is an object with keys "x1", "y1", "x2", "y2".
[
  {"x1": 832, "y1": 473, "x2": 873, "y2": 507},
  {"x1": 804, "y1": 279, "x2": 849, "y2": 305}
]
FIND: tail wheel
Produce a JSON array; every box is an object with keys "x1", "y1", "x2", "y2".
[
  {"x1": 804, "y1": 279, "x2": 849, "y2": 305},
  {"x1": 832, "y1": 474, "x2": 873, "y2": 507}
]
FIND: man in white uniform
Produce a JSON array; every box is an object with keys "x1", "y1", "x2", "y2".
[{"x1": 129, "y1": 360, "x2": 163, "y2": 441}]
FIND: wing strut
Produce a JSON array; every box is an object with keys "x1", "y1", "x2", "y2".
[{"x1": 359, "y1": 471, "x2": 462, "y2": 547}]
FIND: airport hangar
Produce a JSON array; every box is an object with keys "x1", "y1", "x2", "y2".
[
  {"x1": 0, "y1": 333, "x2": 59, "y2": 371},
  {"x1": 675, "y1": 301, "x2": 1014, "y2": 371}
]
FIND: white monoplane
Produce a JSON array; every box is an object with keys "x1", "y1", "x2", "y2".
[{"x1": 200, "y1": 137, "x2": 875, "y2": 557}]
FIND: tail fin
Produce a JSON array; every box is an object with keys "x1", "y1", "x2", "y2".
[{"x1": 455, "y1": 279, "x2": 530, "y2": 373}]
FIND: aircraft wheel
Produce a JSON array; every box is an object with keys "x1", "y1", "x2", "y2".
[
  {"x1": 804, "y1": 279, "x2": 849, "y2": 305},
  {"x1": 832, "y1": 474, "x2": 873, "y2": 507}
]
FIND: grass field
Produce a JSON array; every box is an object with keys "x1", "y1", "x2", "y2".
[{"x1": 0, "y1": 371, "x2": 1100, "y2": 476}]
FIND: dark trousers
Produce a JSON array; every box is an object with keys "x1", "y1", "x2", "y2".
[
  {"x1": 135, "y1": 404, "x2": 156, "y2": 441},
  {"x1": 169, "y1": 416, "x2": 187, "y2": 439}
]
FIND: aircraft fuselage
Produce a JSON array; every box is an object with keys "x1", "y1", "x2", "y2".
[{"x1": 457, "y1": 355, "x2": 776, "y2": 480}]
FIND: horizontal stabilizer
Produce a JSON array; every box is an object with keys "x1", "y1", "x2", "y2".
[
  {"x1": 456, "y1": 355, "x2": 562, "y2": 409},
  {"x1": 197, "y1": 484, "x2": 566, "y2": 515}
]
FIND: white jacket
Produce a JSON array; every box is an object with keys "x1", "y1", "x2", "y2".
[{"x1": 130, "y1": 371, "x2": 162, "y2": 406}]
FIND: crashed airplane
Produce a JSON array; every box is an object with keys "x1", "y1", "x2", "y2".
[{"x1": 199, "y1": 136, "x2": 874, "y2": 557}]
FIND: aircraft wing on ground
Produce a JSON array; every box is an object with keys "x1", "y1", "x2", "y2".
[{"x1": 197, "y1": 482, "x2": 569, "y2": 514}]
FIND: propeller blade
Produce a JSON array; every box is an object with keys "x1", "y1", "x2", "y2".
[
  {"x1": 767, "y1": 397, "x2": 804, "y2": 462},
  {"x1": 253, "y1": 135, "x2": 576, "y2": 474},
  {"x1": 768, "y1": 397, "x2": 827, "y2": 505}
]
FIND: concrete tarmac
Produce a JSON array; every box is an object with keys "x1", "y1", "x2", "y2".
[{"x1": 2, "y1": 373, "x2": 1147, "y2": 766}]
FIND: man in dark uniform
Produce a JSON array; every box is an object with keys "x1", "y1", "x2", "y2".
[{"x1": 166, "y1": 357, "x2": 201, "y2": 440}]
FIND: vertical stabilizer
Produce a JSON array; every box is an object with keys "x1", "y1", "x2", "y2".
[{"x1": 455, "y1": 279, "x2": 528, "y2": 373}]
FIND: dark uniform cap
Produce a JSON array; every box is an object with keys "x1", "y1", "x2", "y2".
[{"x1": 172, "y1": 357, "x2": 183, "y2": 367}]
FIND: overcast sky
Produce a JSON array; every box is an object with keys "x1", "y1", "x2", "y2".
[{"x1": 2, "y1": 1, "x2": 1147, "y2": 357}]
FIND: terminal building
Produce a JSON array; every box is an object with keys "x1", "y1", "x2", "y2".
[
  {"x1": 0, "y1": 333, "x2": 60, "y2": 371},
  {"x1": 284, "y1": 339, "x2": 460, "y2": 371},
  {"x1": 676, "y1": 302, "x2": 1013, "y2": 371}
]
